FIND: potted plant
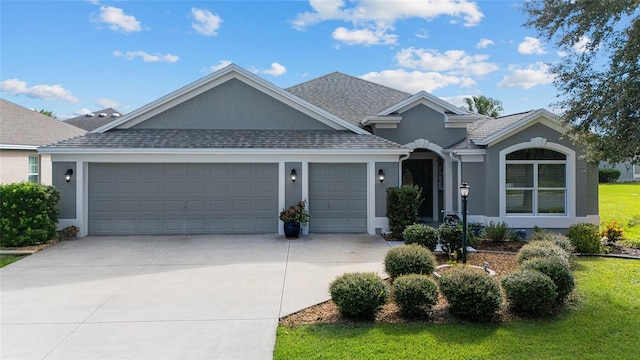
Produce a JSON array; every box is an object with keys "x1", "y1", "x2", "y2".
[{"x1": 279, "y1": 200, "x2": 310, "y2": 239}]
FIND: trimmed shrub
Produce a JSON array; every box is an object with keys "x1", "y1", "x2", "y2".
[
  {"x1": 438, "y1": 223, "x2": 477, "y2": 258},
  {"x1": 528, "y1": 231, "x2": 575, "y2": 254},
  {"x1": 329, "y1": 272, "x2": 388, "y2": 319},
  {"x1": 522, "y1": 257, "x2": 575, "y2": 302},
  {"x1": 502, "y1": 269, "x2": 558, "y2": 317},
  {"x1": 516, "y1": 241, "x2": 570, "y2": 268},
  {"x1": 386, "y1": 186, "x2": 422, "y2": 239},
  {"x1": 438, "y1": 266, "x2": 502, "y2": 322},
  {"x1": 384, "y1": 244, "x2": 436, "y2": 280},
  {"x1": 568, "y1": 223, "x2": 602, "y2": 254},
  {"x1": 392, "y1": 274, "x2": 439, "y2": 317},
  {"x1": 403, "y1": 224, "x2": 439, "y2": 251},
  {"x1": 599, "y1": 169, "x2": 621, "y2": 183},
  {"x1": 0, "y1": 182, "x2": 60, "y2": 247},
  {"x1": 483, "y1": 221, "x2": 510, "y2": 242}
]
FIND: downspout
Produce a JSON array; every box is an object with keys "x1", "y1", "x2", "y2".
[
  {"x1": 399, "y1": 152, "x2": 411, "y2": 187},
  {"x1": 448, "y1": 151, "x2": 462, "y2": 212}
]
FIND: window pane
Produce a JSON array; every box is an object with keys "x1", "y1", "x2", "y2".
[
  {"x1": 506, "y1": 148, "x2": 566, "y2": 160},
  {"x1": 538, "y1": 190, "x2": 566, "y2": 214},
  {"x1": 28, "y1": 156, "x2": 39, "y2": 174},
  {"x1": 506, "y1": 164, "x2": 533, "y2": 187},
  {"x1": 538, "y1": 164, "x2": 566, "y2": 187},
  {"x1": 28, "y1": 174, "x2": 39, "y2": 183},
  {"x1": 506, "y1": 190, "x2": 533, "y2": 214}
]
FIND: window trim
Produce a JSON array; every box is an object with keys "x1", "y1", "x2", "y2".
[
  {"x1": 28, "y1": 155, "x2": 40, "y2": 183},
  {"x1": 499, "y1": 139, "x2": 575, "y2": 218}
]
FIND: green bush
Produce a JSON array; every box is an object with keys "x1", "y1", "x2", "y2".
[
  {"x1": 568, "y1": 223, "x2": 602, "y2": 254},
  {"x1": 392, "y1": 274, "x2": 439, "y2": 317},
  {"x1": 329, "y1": 272, "x2": 388, "y2": 319},
  {"x1": 438, "y1": 224, "x2": 476, "y2": 258},
  {"x1": 502, "y1": 269, "x2": 558, "y2": 317},
  {"x1": 599, "y1": 169, "x2": 621, "y2": 183},
  {"x1": 438, "y1": 266, "x2": 502, "y2": 322},
  {"x1": 403, "y1": 224, "x2": 439, "y2": 251},
  {"x1": 0, "y1": 182, "x2": 60, "y2": 247},
  {"x1": 517, "y1": 241, "x2": 570, "y2": 268},
  {"x1": 384, "y1": 244, "x2": 436, "y2": 280},
  {"x1": 386, "y1": 186, "x2": 422, "y2": 239},
  {"x1": 528, "y1": 231, "x2": 576, "y2": 254},
  {"x1": 483, "y1": 221, "x2": 510, "y2": 242},
  {"x1": 522, "y1": 257, "x2": 575, "y2": 302}
]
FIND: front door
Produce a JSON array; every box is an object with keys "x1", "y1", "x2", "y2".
[{"x1": 403, "y1": 159, "x2": 433, "y2": 219}]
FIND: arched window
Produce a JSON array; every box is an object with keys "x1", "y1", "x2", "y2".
[{"x1": 504, "y1": 148, "x2": 567, "y2": 215}]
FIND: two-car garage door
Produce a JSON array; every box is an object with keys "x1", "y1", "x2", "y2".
[{"x1": 88, "y1": 163, "x2": 278, "y2": 235}]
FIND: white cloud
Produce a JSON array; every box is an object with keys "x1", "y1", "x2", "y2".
[
  {"x1": 113, "y1": 50, "x2": 179, "y2": 63},
  {"x1": 210, "y1": 60, "x2": 233, "y2": 72},
  {"x1": 262, "y1": 63, "x2": 287, "y2": 76},
  {"x1": 572, "y1": 36, "x2": 591, "y2": 53},
  {"x1": 96, "y1": 98, "x2": 119, "y2": 108},
  {"x1": 440, "y1": 94, "x2": 473, "y2": 109},
  {"x1": 293, "y1": 0, "x2": 483, "y2": 46},
  {"x1": 360, "y1": 69, "x2": 475, "y2": 93},
  {"x1": 332, "y1": 26, "x2": 398, "y2": 46},
  {"x1": 497, "y1": 62, "x2": 555, "y2": 89},
  {"x1": 74, "y1": 108, "x2": 93, "y2": 116},
  {"x1": 293, "y1": 0, "x2": 483, "y2": 29},
  {"x1": 476, "y1": 38, "x2": 494, "y2": 49},
  {"x1": 395, "y1": 47, "x2": 499, "y2": 76},
  {"x1": 415, "y1": 29, "x2": 428, "y2": 39},
  {"x1": 518, "y1": 36, "x2": 546, "y2": 55},
  {"x1": 97, "y1": 6, "x2": 141, "y2": 33},
  {"x1": 191, "y1": 8, "x2": 222, "y2": 36},
  {"x1": 0, "y1": 78, "x2": 79, "y2": 103}
]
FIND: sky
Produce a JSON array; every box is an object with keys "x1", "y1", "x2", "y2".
[{"x1": 1, "y1": 0, "x2": 579, "y2": 121}]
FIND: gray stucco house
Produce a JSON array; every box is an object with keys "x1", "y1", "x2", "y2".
[{"x1": 40, "y1": 64, "x2": 599, "y2": 237}]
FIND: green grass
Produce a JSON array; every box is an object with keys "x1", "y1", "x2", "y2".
[
  {"x1": 599, "y1": 183, "x2": 640, "y2": 247},
  {"x1": 0, "y1": 254, "x2": 26, "y2": 268},
  {"x1": 274, "y1": 258, "x2": 640, "y2": 360}
]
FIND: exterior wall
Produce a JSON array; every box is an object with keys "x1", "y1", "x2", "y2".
[
  {"x1": 374, "y1": 162, "x2": 399, "y2": 217},
  {"x1": 460, "y1": 162, "x2": 486, "y2": 217},
  {"x1": 133, "y1": 79, "x2": 332, "y2": 130},
  {"x1": 52, "y1": 162, "x2": 77, "y2": 219},
  {"x1": 0, "y1": 150, "x2": 52, "y2": 185},
  {"x1": 374, "y1": 105, "x2": 467, "y2": 148}
]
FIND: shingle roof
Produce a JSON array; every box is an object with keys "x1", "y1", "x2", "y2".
[
  {"x1": 286, "y1": 72, "x2": 411, "y2": 126},
  {"x1": 64, "y1": 108, "x2": 123, "y2": 131},
  {"x1": 0, "y1": 99, "x2": 87, "y2": 147},
  {"x1": 447, "y1": 110, "x2": 536, "y2": 150},
  {"x1": 41, "y1": 129, "x2": 406, "y2": 150}
]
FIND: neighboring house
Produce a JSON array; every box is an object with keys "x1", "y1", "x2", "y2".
[
  {"x1": 599, "y1": 162, "x2": 640, "y2": 182},
  {"x1": 39, "y1": 64, "x2": 599, "y2": 237},
  {"x1": 64, "y1": 108, "x2": 124, "y2": 131},
  {"x1": 0, "y1": 99, "x2": 86, "y2": 185}
]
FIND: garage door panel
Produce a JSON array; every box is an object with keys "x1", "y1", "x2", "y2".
[
  {"x1": 89, "y1": 163, "x2": 277, "y2": 235},
  {"x1": 309, "y1": 163, "x2": 367, "y2": 233}
]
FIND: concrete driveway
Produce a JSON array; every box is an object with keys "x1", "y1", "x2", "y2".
[{"x1": 1, "y1": 234, "x2": 390, "y2": 360}]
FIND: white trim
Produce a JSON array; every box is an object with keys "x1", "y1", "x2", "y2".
[
  {"x1": 499, "y1": 139, "x2": 576, "y2": 220},
  {"x1": 368, "y1": 161, "x2": 374, "y2": 234},
  {"x1": 92, "y1": 64, "x2": 369, "y2": 135},
  {"x1": 39, "y1": 147, "x2": 410, "y2": 156},
  {"x1": 378, "y1": 91, "x2": 470, "y2": 116},
  {"x1": 278, "y1": 162, "x2": 286, "y2": 236},
  {"x1": 1, "y1": 144, "x2": 39, "y2": 150},
  {"x1": 301, "y1": 161, "x2": 309, "y2": 235},
  {"x1": 361, "y1": 115, "x2": 402, "y2": 127}
]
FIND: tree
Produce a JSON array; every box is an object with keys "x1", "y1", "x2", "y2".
[
  {"x1": 523, "y1": 0, "x2": 640, "y2": 165},
  {"x1": 463, "y1": 95, "x2": 503, "y2": 118},
  {"x1": 37, "y1": 109, "x2": 56, "y2": 119}
]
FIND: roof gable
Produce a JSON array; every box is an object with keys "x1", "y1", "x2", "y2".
[
  {"x1": 95, "y1": 64, "x2": 368, "y2": 135},
  {"x1": 0, "y1": 99, "x2": 86, "y2": 148}
]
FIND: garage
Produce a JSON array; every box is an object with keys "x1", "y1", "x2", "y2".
[
  {"x1": 308, "y1": 163, "x2": 367, "y2": 232},
  {"x1": 88, "y1": 163, "x2": 278, "y2": 235}
]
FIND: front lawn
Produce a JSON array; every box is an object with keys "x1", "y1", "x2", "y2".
[
  {"x1": 274, "y1": 257, "x2": 640, "y2": 360},
  {"x1": 599, "y1": 183, "x2": 640, "y2": 247},
  {"x1": 0, "y1": 254, "x2": 26, "y2": 268}
]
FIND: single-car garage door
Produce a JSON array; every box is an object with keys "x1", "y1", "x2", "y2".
[
  {"x1": 309, "y1": 163, "x2": 367, "y2": 232},
  {"x1": 89, "y1": 163, "x2": 278, "y2": 235}
]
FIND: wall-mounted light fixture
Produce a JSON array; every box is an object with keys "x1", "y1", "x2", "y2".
[
  {"x1": 65, "y1": 169, "x2": 74, "y2": 183},
  {"x1": 378, "y1": 169, "x2": 385, "y2": 183},
  {"x1": 290, "y1": 169, "x2": 297, "y2": 182}
]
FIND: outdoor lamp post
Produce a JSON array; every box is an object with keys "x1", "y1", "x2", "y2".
[{"x1": 460, "y1": 182, "x2": 470, "y2": 264}]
